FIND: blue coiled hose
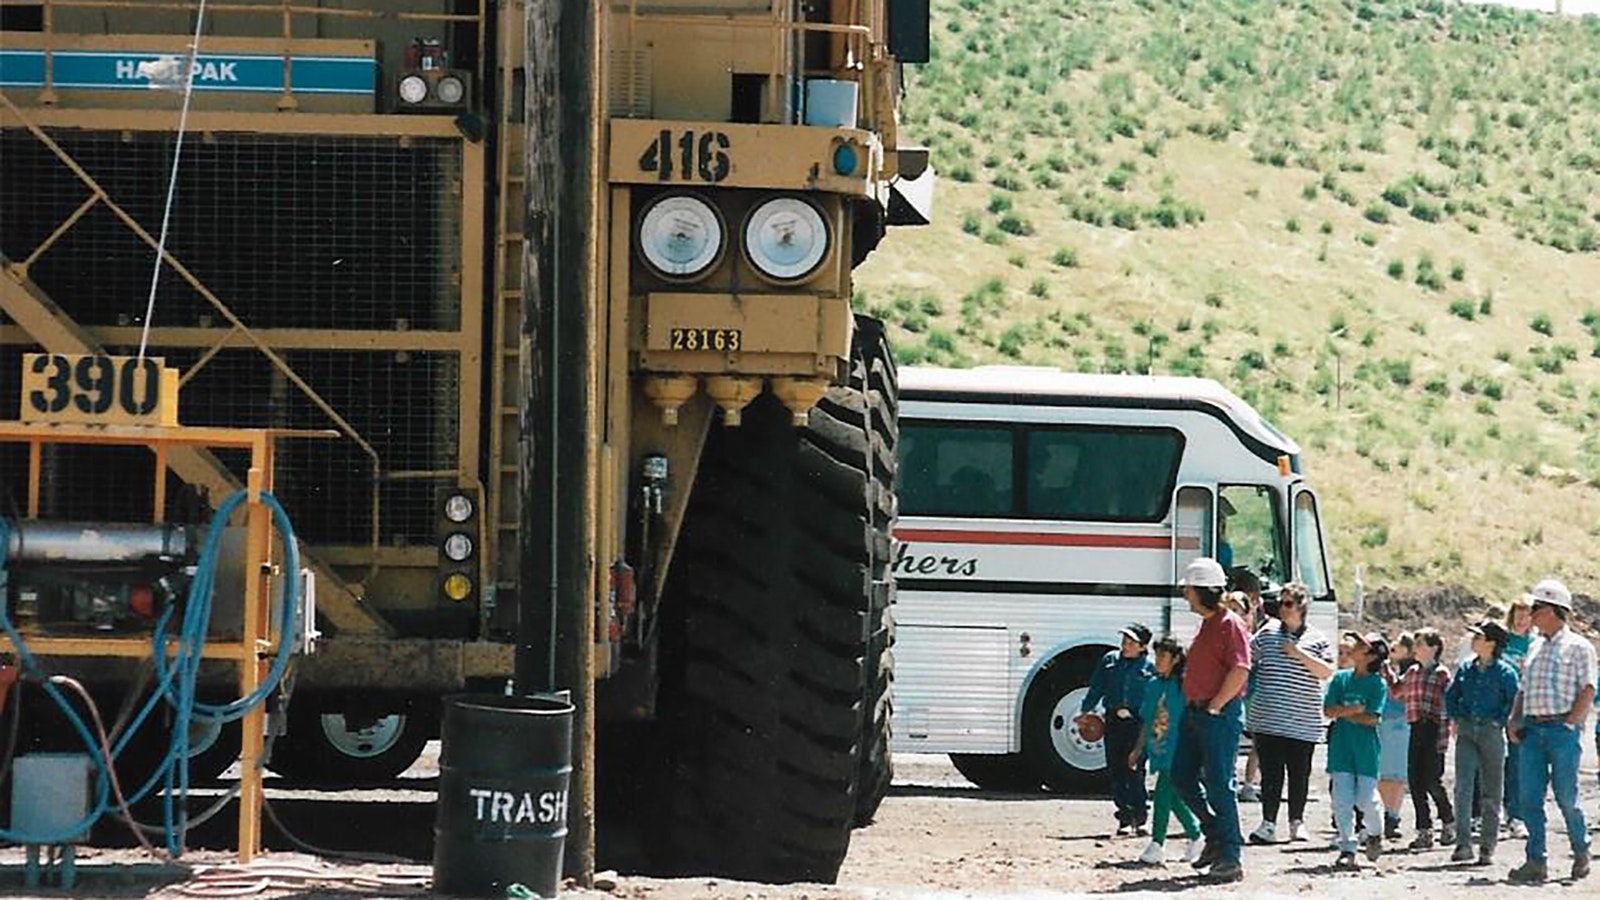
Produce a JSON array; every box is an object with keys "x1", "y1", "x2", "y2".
[{"x1": 0, "y1": 490, "x2": 300, "y2": 855}]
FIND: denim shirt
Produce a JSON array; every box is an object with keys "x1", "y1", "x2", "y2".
[
  {"x1": 1081, "y1": 650, "x2": 1153, "y2": 716},
  {"x1": 1445, "y1": 656, "x2": 1519, "y2": 724}
]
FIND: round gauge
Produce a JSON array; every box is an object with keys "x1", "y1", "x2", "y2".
[
  {"x1": 398, "y1": 74, "x2": 428, "y2": 105},
  {"x1": 443, "y1": 532, "x2": 474, "y2": 562},
  {"x1": 637, "y1": 194, "x2": 724, "y2": 279},
  {"x1": 743, "y1": 196, "x2": 829, "y2": 282},
  {"x1": 436, "y1": 75, "x2": 466, "y2": 105},
  {"x1": 443, "y1": 493, "x2": 475, "y2": 523}
]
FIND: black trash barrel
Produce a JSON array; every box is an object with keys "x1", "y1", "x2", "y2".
[{"x1": 433, "y1": 694, "x2": 574, "y2": 897}]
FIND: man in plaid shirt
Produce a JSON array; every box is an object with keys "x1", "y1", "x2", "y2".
[
  {"x1": 1399, "y1": 628, "x2": 1453, "y2": 848},
  {"x1": 1507, "y1": 578, "x2": 1598, "y2": 884}
]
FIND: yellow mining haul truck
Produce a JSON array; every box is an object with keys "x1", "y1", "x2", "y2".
[{"x1": 0, "y1": 0, "x2": 930, "y2": 881}]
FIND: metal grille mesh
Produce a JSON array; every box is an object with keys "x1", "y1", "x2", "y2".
[
  {"x1": 0, "y1": 344, "x2": 459, "y2": 544},
  {"x1": 0, "y1": 128, "x2": 462, "y2": 330}
]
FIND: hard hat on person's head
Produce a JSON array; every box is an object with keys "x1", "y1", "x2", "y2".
[
  {"x1": 1525, "y1": 577, "x2": 1572, "y2": 611},
  {"x1": 1180, "y1": 558, "x2": 1227, "y2": 589}
]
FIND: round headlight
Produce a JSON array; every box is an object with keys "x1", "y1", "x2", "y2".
[
  {"x1": 443, "y1": 532, "x2": 474, "y2": 562},
  {"x1": 743, "y1": 196, "x2": 829, "y2": 282},
  {"x1": 398, "y1": 74, "x2": 428, "y2": 105},
  {"x1": 436, "y1": 75, "x2": 466, "y2": 105},
  {"x1": 443, "y1": 573, "x2": 474, "y2": 601},
  {"x1": 443, "y1": 493, "x2": 475, "y2": 523},
  {"x1": 637, "y1": 194, "x2": 724, "y2": 280}
]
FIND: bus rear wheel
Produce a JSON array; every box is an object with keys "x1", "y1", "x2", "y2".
[{"x1": 1021, "y1": 654, "x2": 1111, "y2": 795}]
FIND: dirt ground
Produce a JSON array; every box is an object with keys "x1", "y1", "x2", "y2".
[{"x1": 5, "y1": 744, "x2": 1598, "y2": 899}]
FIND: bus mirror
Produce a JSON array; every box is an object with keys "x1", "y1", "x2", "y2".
[{"x1": 889, "y1": 0, "x2": 931, "y2": 64}]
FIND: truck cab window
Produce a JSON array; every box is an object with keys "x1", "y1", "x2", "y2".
[
  {"x1": 1217, "y1": 484, "x2": 1285, "y2": 588},
  {"x1": 900, "y1": 424, "x2": 1014, "y2": 517}
]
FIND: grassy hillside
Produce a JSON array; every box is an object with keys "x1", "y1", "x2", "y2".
[{"x1": 858, "y1": 0, "x2": 1600, "y2": 599}]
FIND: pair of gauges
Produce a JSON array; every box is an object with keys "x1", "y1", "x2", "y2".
[{"x1": 637, "y1": 193, "x2": 830, "y2": 283}]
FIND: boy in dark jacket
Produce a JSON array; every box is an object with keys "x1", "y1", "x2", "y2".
[{"x1": 1078, "y1": 622, "x2": 1155, "y2": 835}]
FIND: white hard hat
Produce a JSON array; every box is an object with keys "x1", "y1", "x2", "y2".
[
  {"x1": 1525, "y1": 577, "x2": 1573, "y2": 611},
  {"x1": 1180, "y1": 557, "x2": 1228, "y2": 589}
]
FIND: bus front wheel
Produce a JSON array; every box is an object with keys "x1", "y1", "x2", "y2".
[{"x1": 1021, "y1": 654, "x2": 1111, "y2": 795}]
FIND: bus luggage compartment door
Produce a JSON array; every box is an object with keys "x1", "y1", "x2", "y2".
[{"x1": 890, "y1": 623, "x2": 1012, "y2": 755}]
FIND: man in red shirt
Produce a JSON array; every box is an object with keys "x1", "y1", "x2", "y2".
[{"x1": 1171, "y1": 557, "x2": 1252, "y2": 882}]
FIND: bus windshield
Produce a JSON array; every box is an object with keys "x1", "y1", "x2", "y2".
[{"x1": 1218, "y1": 484, "x2": 1285, "y2": 587}]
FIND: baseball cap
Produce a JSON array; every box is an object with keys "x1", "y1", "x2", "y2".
[
  {"x1": 1344, "y1": 630, "x2": 1390, "y2": 661},
  {"x1": 1467, "y1": 618, "x2": 1509, "y2": 645},
  {"x1": 1180, "y1": 557, "x2": 1228, "y2": 589},
  {"x1": 1120, "y1": 623, "x2": 1153, "y2": 646},
  {"x1": 1525, "y1": 577, "x2": 1572, "y2": 611}
]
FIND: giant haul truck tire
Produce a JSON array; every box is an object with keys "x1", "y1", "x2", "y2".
[
  {"x1": 852, "y1": 317, "x2": 897, "y2": 827},
  {"x1": 652, "y1": 323, "x2": 892, "y2": 882}
]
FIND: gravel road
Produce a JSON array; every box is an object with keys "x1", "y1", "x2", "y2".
[{"x1": 5, "y1": 745, "x2": 1597, "y2": 898}]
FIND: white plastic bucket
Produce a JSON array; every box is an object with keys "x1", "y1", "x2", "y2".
[{"x1": 804, "y1": 79, "x2": 859, "y2": 128}]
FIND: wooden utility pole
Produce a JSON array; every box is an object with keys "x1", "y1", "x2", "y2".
[{"x1": 518, "y1": 0, "x2": 598, "y2": 884}]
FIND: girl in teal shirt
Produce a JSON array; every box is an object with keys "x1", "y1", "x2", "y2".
[
  {"x1": 1326, "y1": 632, "x2": 1391, "y2": 869},
  {"x1": 1130, "y1": 637, "x2": 1204, "y2": 866}
]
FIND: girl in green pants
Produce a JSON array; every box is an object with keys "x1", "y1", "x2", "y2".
[{"x1": 1131, "y1": 637, "x2": 1205, "y2": 865}]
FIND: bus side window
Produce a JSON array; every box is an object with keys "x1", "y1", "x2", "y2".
[
  {"x1": 1172, "y1": 486, "x2": 1214, "y2": 576},
  {"x1": 1292, "y1": 488, "x2": 1332, "y2": 598},
  {"x1": 900, "y1": 423, "x2": 1015, "y2": 517}
]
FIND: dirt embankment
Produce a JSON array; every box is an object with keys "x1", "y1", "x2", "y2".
[{"x1": 1359, "y1": 583, "x2": 1600, "y2": 641}]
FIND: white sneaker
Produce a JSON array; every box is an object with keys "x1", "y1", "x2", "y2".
[
  {"x1": 1507, "y1": 819, "x2": 1527, "y2": 839},
  {"x1": 1184, "y1": 837, "x2": 1206, "y2": 863},
  {"x1": 1248, "y1": 821, "x2": 1278, "y2": 845},
  {"x1": 1239, "y1": 783, "x2": 1261, "y2": 802},
  {"x1": 1138, "y1": 840, "x2": 1167, "y2": 865},
  {"x1": 1288, "y1": 820, "x2": 1309, "y2": 842}
]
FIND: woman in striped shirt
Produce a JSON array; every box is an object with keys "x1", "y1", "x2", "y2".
[{"x1": 1244, "y1": 582, "x2": 1335, "y2": 845}]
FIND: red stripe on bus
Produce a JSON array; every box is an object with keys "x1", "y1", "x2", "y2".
[{"x1": 894, "y1": 529, "x2": 1172, "y2": 549}]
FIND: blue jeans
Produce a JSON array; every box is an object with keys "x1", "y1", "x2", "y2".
[
  {"x1": 1518, "y1": 721, "x2": 1590, "y2": 863},
  {"x1": 1171, "y1": 697, "x2": 1243, "y2": 866},
  {"x1": 1104, "y1": 715, "x2": 1148, "y2": 826},
  {"x1": 1331, "y1": 771, "x2": 1382, "y2": 853},
  {"x1": 1504, "y1": 738, "x2": 1522, "y2": 822}
]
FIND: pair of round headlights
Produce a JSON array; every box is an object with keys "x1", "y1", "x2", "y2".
[
  {"x1": 637, "y1": 194, "x2": 829, "y2": 283},
  {"x1": 398, "y1": 73, "x2": 466, "y2": 106}
]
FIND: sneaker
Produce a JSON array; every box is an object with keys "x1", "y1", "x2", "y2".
[
  {"x1": 1450, "y1": 846, "x2": 1475, "y2": 863},
  {"x1": 1507, "y1": 860, "x2": 1547, "y2": 884},
  {"x1": 1183, "y1": 837, "x2": 1206, "y2": 864},
  {"x1": 1507, "y1": 819, "x2": 1527, "y2": 840},
  {"x1": 1206, "y1": 860, "x2": 1244, "y2": 883},
  {"x1": 1114, "y1": 823, "x2": 1131, "y2": 838},
  {"x1": 1191, "y1": 839, "x2": 1224, "y2": 870},
  {"x1": 1574, "y1": 850, "x2": 1591, "y2": 881},
  {"x1": 1384, "y1": 817, "x2": 1402, "y2": 841},
  {"x1": 1409, "y1": 832, "x2": 1434, "y2": 851},
  {"x1": 1336, "y1": 851, "x2": 1360, "y2": 870},
  {"x1": 1288, "y1": 820, "x2": 1309, "y2": 842},
  {"x1": 1239, "y1": 783, "x2": 1261, "y2": 803},
  {"x1": 1475, "y1": 848, "x2": 1493, "y2": 867},
  {"x1": 1248, "y1": 821, "x2": 1278, "y2": 845},
  {"x1": 1138, "y1": 840, "x2": 1166, "y2": 866},
  {"x1": 1365, "y1": 833, "x2": 1384, "y2": 862}
]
